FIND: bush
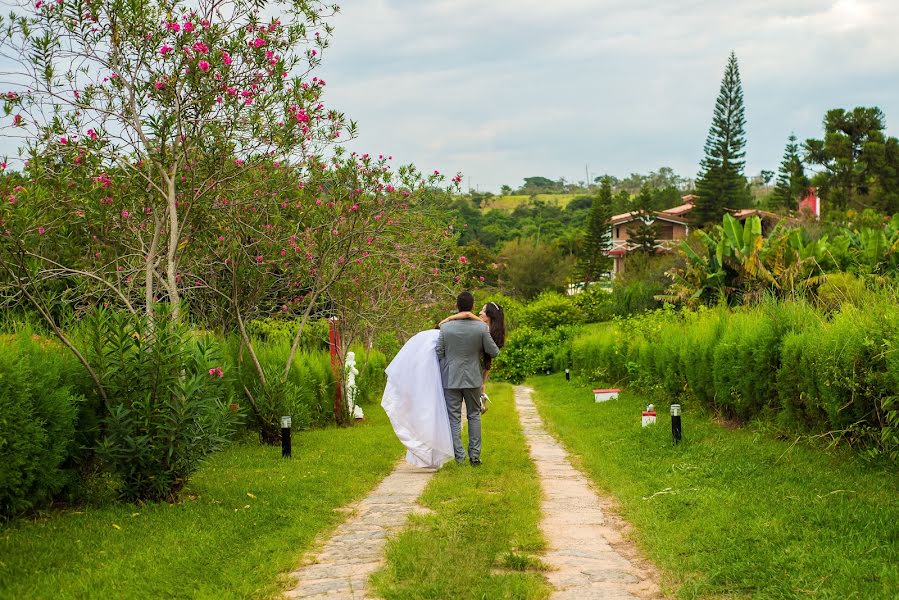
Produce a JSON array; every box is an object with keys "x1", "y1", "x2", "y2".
[
  {"x1": 492, "y1": 326, "x2": 569, "y2": 384},
  {"x1": 229, "y1": 336, "x2": 336, "y2": 441},
  {"x1": 573, "y1": 284, "x2": 612, "y2": 323},
  {"x1": 519, "y1": 291, "x2": 583, "y2": 331},
  {"x1": 0, "y1": 331, "x2": 81, "y2": 518},
  {"x1": 815, "y1": 272, "x2": 870, "y2": 313},
  {"x1": 85, "y1": 306, "x2": 241, "y2": 502}
]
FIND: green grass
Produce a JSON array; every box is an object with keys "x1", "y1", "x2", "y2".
[
  {"x1": 481, "y1": 194, "x2": 578, "y2": 212},
  {"x1": 530, "y1": 374, "x2": 899, "y2": 599},
  {"x1": 0, "y1": 405, "x2": 402, "y2": 599},
  {"x1": 370, "y1": 383, "x2": 551, "y2": 600}
]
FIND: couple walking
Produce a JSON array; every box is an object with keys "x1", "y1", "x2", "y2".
[{"x1": 381, "y1": 292, "x2": 505, "y2": 468}]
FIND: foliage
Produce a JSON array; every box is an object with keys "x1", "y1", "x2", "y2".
[
  {"x1": 772, "y1": 133, "x2": 809, "y2": 211},
  {"x1": 85, "y1": 305, "x2": 241, "y2": 501},
  {"x1": 805, "y1": 106, "x2": 899, "y2": 214},
  {"x1": 497, "y1": 237, "x2": 575, "y2": 300},
  {"x1": 0, "y1": 331, "x2": 81, "y2": 518},
  {"x1": 693, "y1": 51, "x2": 751, "y2": 228},
  {"x1": 626, "y1": 186, "x2": 660, "y2": 254},
  {"x1": 491, "y1": 326, "x2": 571, "y2": 384},
  {"x1": 572, "y1": 283, "x2": 612, "y2": 323},
  {"x1": 578, "y1": 177, "x2": 612, "y2": 282},
  {"x1": 518, "y1": 291, "x2": 583, "y2": 331},
  {"x1": 666, "y1": 212, "x2": 899, "y2": 306},
  {"x1": 568, "y1": 297, "x2": 899, "y2": 457}
]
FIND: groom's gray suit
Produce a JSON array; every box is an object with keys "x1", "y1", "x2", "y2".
[{"x1": 436, "y1": 319, "x2": 500, "y2": 463}]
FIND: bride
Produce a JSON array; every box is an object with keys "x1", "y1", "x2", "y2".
[{"x1": 381, "y1": 301, "x2": 505, "y2": 468}]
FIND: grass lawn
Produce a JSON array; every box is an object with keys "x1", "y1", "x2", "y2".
[
  {"x1": 0, "y1": 405, "x2": 402, "y2": 599},
  {"x1": 370, "y1": 383, "x2": 551, "y2": 600},
  {"x1": 530, "y1": 374, "x2": 899, "y2": 599}
]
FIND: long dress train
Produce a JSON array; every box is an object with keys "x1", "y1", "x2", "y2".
[{"x1": 380, "y1": 329, "x2": 454, "y2": 468}]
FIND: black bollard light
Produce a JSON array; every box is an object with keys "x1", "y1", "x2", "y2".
[
  {"x1": 281, "y1": 415, "x2": 292, "y2": 458},
  {"x1": 565, "y1": 368, "x2": 570, "y2": 382},
  {"x1": 671, "y1": 404, "x2": 682, "y2": 445}
]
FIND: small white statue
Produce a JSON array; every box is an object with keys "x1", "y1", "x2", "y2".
[{"x1": 345, "y1": 351, "x2": 364, "y2": 420}]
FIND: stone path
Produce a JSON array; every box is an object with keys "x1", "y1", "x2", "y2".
[
  {"x1": 514, "y1": 385, "x2": 661, "y2": 599},
  {"x1": 283, "y1": 461, "x2": 434, "y2": 599}
]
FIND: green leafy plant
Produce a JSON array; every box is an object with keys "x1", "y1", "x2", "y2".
[{"x1": 86, "y1": 305, "x2": 240, "y2": 501}]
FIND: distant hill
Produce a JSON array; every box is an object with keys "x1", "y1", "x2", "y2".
[{"x1": 477, "y1": 193, "x2": 581, "y2": 212}]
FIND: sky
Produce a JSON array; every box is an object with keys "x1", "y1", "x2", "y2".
[
  {"x1": 1, "y1": 0, "x2": 897, "y2": 193},
  {"x1": 315, "y1": 0, "x2": 899, "y2": 192}
]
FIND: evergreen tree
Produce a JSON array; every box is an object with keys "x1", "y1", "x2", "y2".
[
  {"x1": 628, "y1": 186, "x2": 659, "y2": 254},
  {"x1": 772, "y1": 133, "x2": 809, "y2": 211},
  {"x1": 693, "y1": 51, "x2": 750, "y2": 228},
  {"x1": 579, "y1": 176, "x2": 613, "y2": 282}
]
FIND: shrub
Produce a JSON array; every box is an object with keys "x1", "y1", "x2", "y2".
[
  {"x1": 86, "y1": 306, "x2": 240, "y2": 502},
  {"x1": 0, "y1": 331, "x2": 81, "y2": 518},
  {"x1": 573, "y1": 284, "x2": 612, "y2": 323},
  {"x1": 712, "y1": 310, "x2": 781, "y2": 420},
  {"x1": 815, "y1": 272, "x2": 870, "y2": 313},
  {"x1": 229, "y1": 337, "x2": 336, "y2": 441},
  {"x1": 519, "y1": 291, "x2": 583, "y2": 331},
  {"x1": 492, "y1": 326, "x2": 568, "y2": 384}
]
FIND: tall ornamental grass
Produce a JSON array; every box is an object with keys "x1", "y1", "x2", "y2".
[{"x1": 571, "y1": 296, "x2": 899, "y2": 457}]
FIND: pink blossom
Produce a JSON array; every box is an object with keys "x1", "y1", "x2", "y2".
[
  {"x1": 144, "y1": 207, "x2": 152, "y2": 215},
  {"x1": 117, "y1": 266, "x2": 123, "y2": 272},
  {"x1": 217, "y1": 235, "x2": 224, "y2": 241},
  {"x1": 12, "y1": 114, "x2": 22, "y2": 126},
  {"x1": 121, "y1": 210, "x2": 130, "y2": 218},
  {"x1": 310, "y1": 49, "x2": 317, "y2": 56},
  {"x1": 183, "y1": 22, "x2": 194, "y2": 32},
  {"x1": 0, "y1": 162, "x2": 6, "y2": 170},
  {"x1": 222, "y1": 51, "x2": 232, "y2": 66},
  {"x1": 251, "y1": 37, "x2": 265, "y2": 48},
  {"x1": 198, "y1": 60, "x2": 210, "y2": 72},
  {"x1": 255, "y1": 255, "x2": 263, "y2": 264},
  {"x1": 37, "y1": 226, "x2": 45, "y2": 235},
  {"x1": 192, "y1": 41, "x2": 208, "y2": 54},
  {"x1": 459, "y1": 256, "x2": 467, "y2": 264},
  {"x1": 208, "y1": 367, "x2": 224, "y2": 378},
  {"x1": 166, "y1": 22, "x2": 180, "y2": 32},
  {"x1": 160, "y1": 45, "x2": 174, "y2": 55},
  {"x1": 154, "y1": 80, "x2": 165, "y2": 90},
  {"x1": 87, "y1": 128, "x2": 98, "y2": 140},
  {"x1": 59, "y1": 136, "x2": 68, "y2": 144},
  {"x1": 8, "y1": 195, "x2": 16, "y2": 205}
]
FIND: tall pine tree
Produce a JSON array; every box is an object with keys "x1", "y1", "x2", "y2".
[
  {"x1": 579, "y1": 176, "x2": 613, "y2": 282},
  {"x1": 693, "y1": 51, "x2": 750, "y2": 228},
  {"x1": 772, "y1": 133, "x2": 809, "y2": 211},
  {"x1": 628, "y1": 186, "x2": 659, "y2": 255}
]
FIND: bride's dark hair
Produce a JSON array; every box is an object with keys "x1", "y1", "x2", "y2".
[{"x1": 483, "y1": 302, "x2": 505, "y2": 370}]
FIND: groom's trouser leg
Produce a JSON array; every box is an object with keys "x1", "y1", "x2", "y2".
[
  {"x1": 462, "y1": 387, "x2": 482, "y2": 461},
  {"x1": 444, "y1": 388, "x2": 465, "y2": 462}
]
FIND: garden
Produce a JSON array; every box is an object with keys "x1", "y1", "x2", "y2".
[{"x1": 1, "y1": 0, "x2": 899, "y2": 597}]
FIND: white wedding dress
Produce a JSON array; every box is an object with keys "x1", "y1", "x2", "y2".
[{"x1": 381, "y1": 329, "x2": 455, "y2": 468}]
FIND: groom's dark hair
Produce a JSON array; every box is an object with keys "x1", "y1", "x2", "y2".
[{"x1": 456, "y1": 291, "x2": 474, "y2": 312}]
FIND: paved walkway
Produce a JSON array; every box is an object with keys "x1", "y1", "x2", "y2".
[
  {"x1": 283, "y1": 461, "x2": 434, "y2": 599},
  {"x1": 514, "y1": 386, "x2": 661, "y2": 599}
]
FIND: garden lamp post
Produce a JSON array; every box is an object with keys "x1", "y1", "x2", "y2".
[
  {"x1": 281, "y1": 416, "x2": 292, "y2": 458},
  {"x1": 671, "y1": 404, "x2": 682, "y2": 445},
  {"x1": 565, "y1": 368, "x2": 570, "y2": 382}
]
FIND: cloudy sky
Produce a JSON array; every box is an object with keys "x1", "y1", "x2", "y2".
[{"x1": 316, "y1": 0, "x2": 899, "y2": 192}]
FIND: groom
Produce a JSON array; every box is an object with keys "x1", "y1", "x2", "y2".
[{"x1": 437, "y1": 291, "x2": 500, "y2": 466}]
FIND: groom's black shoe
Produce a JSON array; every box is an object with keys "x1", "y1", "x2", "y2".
[{"x1": 469, "y1": 458, "x2": 482, "y2": 467}]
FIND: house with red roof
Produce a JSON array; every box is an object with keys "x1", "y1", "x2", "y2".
[{"x1": 607, "y1": 195, "x2": 695, "y2": 276}]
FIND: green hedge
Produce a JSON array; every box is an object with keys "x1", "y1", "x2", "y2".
[
  {"x1": 570, "y1": 298, "x2": 899, "y2": 457},
  {"x1": 0, "y1": 332, "x2": 83, "y2": 518}
]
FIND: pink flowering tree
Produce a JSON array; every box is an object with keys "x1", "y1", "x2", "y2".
[{"x1": 0, "y1": 0, "x2": 463, "y2": 438}]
